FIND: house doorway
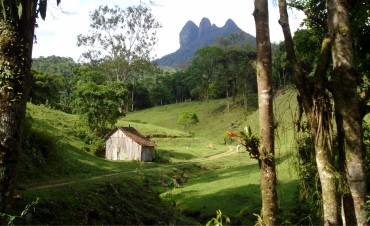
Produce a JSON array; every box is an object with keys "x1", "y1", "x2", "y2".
[{"x1": 112, "y1": 146, "x2": 121, "y2": 160}]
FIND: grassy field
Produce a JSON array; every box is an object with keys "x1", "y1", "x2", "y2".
[
  {"x1": 121, "y1": 88, "x2": 301, "y2": 224},
  {"x1": 12, "y1": 88, "x2": 302, "y2": 224}
]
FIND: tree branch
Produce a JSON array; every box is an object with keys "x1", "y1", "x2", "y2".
[
  {"x1": 288, "y1": 1, "x2": 327, "y2": 30},
  {"x1": 313, "y1": 35, "x2": 332, "y2": 89},
  {"x1": 278, "y1": 0, "x2": 313, "y2": 116}
]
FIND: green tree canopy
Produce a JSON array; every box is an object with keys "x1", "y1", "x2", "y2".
[
  {"x1": 72, "y1": 82, "x2": 127, "y2": 136},
  {"x1": 178, "y1": 111, "x2": 199, "y2": 129},
  {"x1": 29, "y1": 68, "x2": 63, "y2": 108},
  {"x1": 76, "y1": 4, "x2": 162, "y2": 81},
  {"x1": 77, "y1": 4, "x2": 161, "y2": 62}
]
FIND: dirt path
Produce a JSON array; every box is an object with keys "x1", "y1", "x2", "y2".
[
  {"x1": 203, "y1": 146, "x2": 237, "y2": 160},
  {"x1": 25, "y1": 146, "x2": 238, "y2": 190}
]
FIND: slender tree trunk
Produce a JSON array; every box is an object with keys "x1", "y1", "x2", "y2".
[
  {"x1": 131, "y1": 82, "x2": 135, "y2": 111},
  {"x1": 244, "y1": 79, "x2": 248, "y2": 111},
  {"x1": 336, "y1": 109, "x2": 357, "y2": 225},
  {"x1": 312, "y1": 94, "x2": 337, "y2": 225},
  {"x1": 222, "y1": 62, "x2": 230, "y2": 113},
  {"x1": 225, "y1": 72, "x2": 230, "y2": 113},
  {"x1": 327, "y1": 0, "x2": 367, "y2": 224},
  {"x1": 253, "y1": 0, "x2": 278, "y2": 224},
  {"x1": 278, "y1": 0, "x2": 339, "y2": 224},
  {"x1": 0, "y1": 0, "x2": 37, "y2": 213}
]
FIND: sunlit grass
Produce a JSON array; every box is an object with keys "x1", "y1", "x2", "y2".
[{"x1": 20, "y1": 88, "x2": 300, "y2": 224}]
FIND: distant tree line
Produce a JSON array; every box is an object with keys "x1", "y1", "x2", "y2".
[
  {"x1": 29, "y1": 34, "x2": 299, "y2": 134},
  {"x1": 30, "y1": 41, "x2": 298, "y2": 111}
]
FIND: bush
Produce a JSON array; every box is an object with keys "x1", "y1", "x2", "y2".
[
  {"x1": 92, "y1": 139, "x2": 106, "y2": 157},
  {"x1": 294, "y1": 134, "x2": 322, "y2": 224},
  {"x1": 18, "y1": 116, "x2": 61, "y2": 183},
  {"x1": 70, "y1": 127, "x2": 96, "y2": 144},
  {"x1": 178, "y1": 111, "x2": 199, "y2": 129},
  {"x1": 153, "y1": 149, "x2": 171, "y2": 164},
  {"x1": 22, "y1": 118, "x2": 59, "y2": 167}
]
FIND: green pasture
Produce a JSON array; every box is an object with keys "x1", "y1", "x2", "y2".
[
  {"x1": 14, "y1": 88, "x2": 301, "y2": 224},
  {"x1": 120, "y1": 88, "x2": 300, "y2": 224}
]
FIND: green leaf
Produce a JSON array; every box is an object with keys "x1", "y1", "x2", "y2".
[
  {"x1": 225, "y1": 216, "x2": 231, "y2": 223},
  {"x1": 245, "y1": 126, "x2": 252, "y2": 136},
  {"x1": 0, "y1": 0, "x2": 6, "y2": 19},
  {"x1": 40, "y1": 0, "x2": 47, "y2": 20},
  {"x1": 8, "y1": 215, "x2": 16, "y2": 225},
  {"x1": 17, "y1": 2, "x2": 22, "y2": 19}
]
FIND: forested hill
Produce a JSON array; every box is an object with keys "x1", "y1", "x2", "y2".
[
  {"x1": 155, "y1": 17, "x2": 256, "y2": 68},
  {"x1": 32, "y1": 55, "x2": 79, "y2": 77}
]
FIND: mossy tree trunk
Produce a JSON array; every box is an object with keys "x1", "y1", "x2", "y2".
[
  {"x1": 327, "y1": 0, "x2": 367, "y2": 224},
  {"x1": 278, "y1": 0, "x2": 339, "y2": 224},
  {"x1": 0, "y1": 0, "x2": 37, "y2": 213},
  {"x1": 253, "y1": 0, "x2": 278, "y2": 224}
]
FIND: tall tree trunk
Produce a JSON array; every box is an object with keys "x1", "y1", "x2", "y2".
[
  {"x1": 244, "y1": 79, "x2": 248, "y2": 111},
  {"x1": 222, "y1": 62, "x2": 230, "y2": 113},
  {"x1": 0, "y1": 0, "x2": 37, "y2": 213},
  {"x1": 312, "y1": 93, "x2": 337, "y2": 225},
  {"x1": 253, "y1": 0, "x2": 278, "y2": 224},
  {"x1": 225, "y1": 73, "x2": 230, "y2": 113},
  {"x1": 327, "y1": 0, "x2": 367, "y2": 224},
  {"x1": 336, "y1": 109, "x2": 357, "y2": 225},
  {"x1": 278, "y1": 0, "x2": 339, "y2": 224},
  {"x1": 131, "y1": 82, "x2": 135, "y2": 111}
]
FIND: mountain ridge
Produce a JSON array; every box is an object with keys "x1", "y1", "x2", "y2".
[{"x1": 155, "y1": 17, "x2": 256, "y2": 68}]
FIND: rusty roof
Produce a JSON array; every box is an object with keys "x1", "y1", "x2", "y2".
[{"x1": 106, "y1": 126, "x2": 156, "y2": 147}]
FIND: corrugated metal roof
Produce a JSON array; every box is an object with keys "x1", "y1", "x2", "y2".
[{"x1": 106, "y1": 126, "x2": 156, "y2": 147}]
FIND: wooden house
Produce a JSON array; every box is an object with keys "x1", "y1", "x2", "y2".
[{"x1": 105, "y1": 126, "x2": 156, "y2": 162}]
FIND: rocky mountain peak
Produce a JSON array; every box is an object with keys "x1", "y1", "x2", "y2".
[
  {"x1": 224, "y1": 19, "x2": 238, "y2": 29},
  {"x1": 199, "y1": 17, "x2": 212, "y2": 38},
  {"x1": 157, "y1": 18, "x2": 256, "y2": 68},
  {"x1": 179, "y1": 20, "x2": 199, "y2": 48}
]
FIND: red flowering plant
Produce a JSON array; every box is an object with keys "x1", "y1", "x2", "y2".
[{"x1": 226, "y1": 126, "x2": 260, "y2": 163}]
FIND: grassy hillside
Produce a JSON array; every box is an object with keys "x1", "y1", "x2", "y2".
[
  {"x1": 14, "y1": 104, "x2": 198, "y2": 224},
  {"x1": 121, "y1": 88, "x2": 301, "y2": 224},
  {"x1": 19, "y1": 104, "x2": 157, "y2": 186},
  {"x1": 122, "y1": 94, "x2": 259, "y2": 147},
  {"x1": 11, "y1": 88, "x2": 302, "y2": 224}
]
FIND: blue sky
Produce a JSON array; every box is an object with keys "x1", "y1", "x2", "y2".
[{"x1": 32, "y1": 0, "x2": 304, "y2": 62}]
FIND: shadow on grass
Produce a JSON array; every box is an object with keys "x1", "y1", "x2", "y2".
[
  {"x1": 275, "y1": 151, "x2": 293, "y2": 165},
  {"x1": 173, "y1": 183, "x2": 262, "y2": 225},
  {"x1": 170, "y1": 175, "x2": 301, "y2": 225},
  {"x1": 14, "y1": 174, "x2": 197, "y2": 225},
  {"x1": 156, "y1": 148, "x2": 196, "y2": 161},
  {"x1": 159, "y1": 160, "x2": 260, "y2": 224},
  {"x1": 164, "y1": 152, "x2": 300, "y2": 225},
  {"x1": 18, "y1": 128, "x2": 157, "y2": 188}
]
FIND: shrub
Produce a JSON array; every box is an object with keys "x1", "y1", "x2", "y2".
[
  {"x1": 22, "y1": 118, "x2": 59, "y2": 167},
  {"x1": 178, "y1": 111, "x2": 199, "y2": 129},
  {"x1": 92, "y1": 139, "x2": 106, "y2": 157}
]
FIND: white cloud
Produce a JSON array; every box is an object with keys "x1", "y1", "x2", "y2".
[{"x1": 32, "y1": 0, "x2": 305, "y2": 62}]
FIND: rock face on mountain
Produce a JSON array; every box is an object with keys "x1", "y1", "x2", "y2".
[
  {"x1": 179, "y1": 21, "x2": 199, "y2": 48},
  {"x1": 155, "y1": 17, "x2": 255, "y2": 68},
  {"x1": 199, "y1": 17, "x2": 212, "y2": 38}
]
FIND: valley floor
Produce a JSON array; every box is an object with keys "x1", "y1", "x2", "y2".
[{"x1": 12, "y1": 92, "x2": 301, "y2": 224}]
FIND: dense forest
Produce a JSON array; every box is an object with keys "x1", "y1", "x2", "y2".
[{"x1": 30, "y1": 35, "x2": 289, "y2": 135}]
